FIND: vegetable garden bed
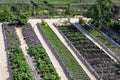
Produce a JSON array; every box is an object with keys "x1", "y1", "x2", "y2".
[
  {"x1": 82, "y1": 24, "x2": 120, "y2": 57},
  {"x1": 22, "y1": 23, "x2": 41, "y2": 46},
  {"x1": 22, "y1": 23, "x2": 60, "y2": 80},
  {"x1": 58, "y1": 24, "x2": 120, "y2": 80},
  {"x1": 100, "y1": 27, "x2": 120, "y2": 46},
  {"x1": 2, "y1": 23, "x2": 34, "y2": 80},
  {"x1": 38, "y1": 23, "x2": 90, "y2": 80}
]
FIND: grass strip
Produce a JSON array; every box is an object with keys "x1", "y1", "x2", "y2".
[{"x1": 38, "y1": 23, "x2": 90, "y2": 80}]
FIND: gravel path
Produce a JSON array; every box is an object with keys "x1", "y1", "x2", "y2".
[
  {"x1": 0, "y1": 23, "x2": 10, "y2": 80},
  {"x1": 28, "y1": 19, "x2": 68, "y2": 80},
  {"x1": 15, "y1": 27, "x2": 41, "y2": 80},
  {"x1": 44, "y1": 19, "x2": 96, "y2": 80}
]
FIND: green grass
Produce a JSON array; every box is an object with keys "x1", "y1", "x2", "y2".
[
  {"x1": 83, "y1": 24, "x2": 120, "y2": 56},
  {"x1": 39, "y1": 23, "x2": 90, "y2": 80}
]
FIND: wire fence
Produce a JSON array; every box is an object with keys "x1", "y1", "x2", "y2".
[{"x1": 0, "y1": 2, "x2": 94, "y2": 18}]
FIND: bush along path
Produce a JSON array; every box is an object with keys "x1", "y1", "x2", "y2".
[
  {"x1": 38, "y1": 22, "x2": 90, "y2": 80},
  {"x1": 2, "y1": 23, "x2": 34, "y2": 80},
  {"x1": 22, "y1": 23, "x2": 60, "y2": 80}
]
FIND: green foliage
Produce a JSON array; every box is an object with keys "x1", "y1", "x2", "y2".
[
  {"x1": 3, "y1": 24, "x2": 34, "y2": 80},
  {"x1": 79, "y1": 18, "x2": 86, "y2": 25},
  {"x1": 41, "y1": 20, "x2": 47, "y2": 25},
  {"x1": 16, "y1": 13, "x2": 29, "y2": 25},
  {"x1": 83, "y1": 24, "x2": 120, "y2": 56},
  {"x1": 86, "y1": 0, "x2": 114, "y2": 23},
  {"x1": 9, "y1": 47, "x2": 34, "y2": 80},
  {"x1": 0, "y1": 5, "x2": 32, "y2": 24},
  {"x1": 39, "y1": 23, "x2": 90, "y2": 80},
  {"x1": 109, "y1": 20, "x2": 120, "y2": 31},
  {"x1": 29, "y1": 46, "x2": 60, "y2": 80}
]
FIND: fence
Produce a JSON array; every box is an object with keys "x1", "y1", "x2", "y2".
[{"x1": 0, "y1": 2, "x2": 94, "y2": 18}]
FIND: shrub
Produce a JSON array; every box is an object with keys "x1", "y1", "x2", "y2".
[{"x1": 79, "y1": 18, "x2": 86, "y2": 25}]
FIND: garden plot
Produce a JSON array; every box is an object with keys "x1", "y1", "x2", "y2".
[
  {"x1": 0, "y1": 23, "x2": 10, "y2": 80},
  {"x1": 58, "y1": 24, "x2": 120, "y2": 80},
  {"x1": 2, "y1": 23, "x2": 34, "y2": 80},
  {"x1": 38, "y1": 22, "x2": 90, "y2": 80},
  {"x1": 82, "y1": 24, "x2": 120, "y2": 57},
  {"x1": 100, "y1": 27, "x2": 120, "y2": 46},
  {"x1": 15, "y1": 27, "x2": 41, "y2": 80},
  {"x1": 22, "y1": 23, "x2": 60, "y2": 80},
  {"x1": 0, "y1": 0, "x2": 30, "y2": 3}
]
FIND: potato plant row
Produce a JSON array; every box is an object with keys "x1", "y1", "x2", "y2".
[
  {"x1": 2, "y1": 23, "x2": 34, "y2": 80},
  {"x1": 39, "y1": 23, "x2": 90, "y2": 80},
  {"x1": 29, "y1": 46, "x2": 60, "y2": 80}
]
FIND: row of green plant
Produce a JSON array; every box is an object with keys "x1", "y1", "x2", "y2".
[
  {"x1": 39, "y1": 22, "x2": 90, "y2": 80},
  {"x1": 2, "y1": 23, "x2": 20, "y2": 50},
  {"x1": 28, "y1": 46, "x2": 60, "y2": 80},
  {"x1": 32, "y1": 0, "x2": 82, "y2": 4},
  {"x1": 82, "y1": 24, "x2": 120, "y2": 56},
  {"x1": 9, "y1": 47, "x2": 34, "y2": 80},
  {"x1": 58, "y1": 24, "x2": 120, "y2": 79},
  {"x1": 0, "y1": 2, "x2": 90, "y2": 22},
  {"x1": 3, "y1": 24, "x2": 34, "y2": 80}
]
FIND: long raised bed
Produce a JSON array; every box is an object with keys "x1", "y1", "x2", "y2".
[
  {"x1": 22, "y1": 23, "x2": 60, "y2": 80},
  {"x1": 57, "y1": 24, "x2": 120, "y2": 80},
  {"x1": 100, "y1": 26, "x2": 120, "y2": 45},
  {"x1": 38, "y1": 23, "x2": 90, "y2": 80},
  {"x1": 2, "y1": 23, "x2": 34, "y2": 80},
  {"x1": 22, "y1": 23, "x2": 41, "y2": 46},
  {"x1": 82, "y1": 24, "x2": 120, "y2": 57}
]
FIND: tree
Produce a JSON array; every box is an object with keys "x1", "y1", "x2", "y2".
[
  {"x1": 86, "y1": 0, "x2": 114, "y2": 24},
  {"x1": 0, "y1": 6, "x2": 15, "y2": 22}
]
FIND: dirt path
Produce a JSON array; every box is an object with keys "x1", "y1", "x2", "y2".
[
  {"x1": 15, "y1": 27, "x2": 41, "y2": 80},
  {"x1": 28, "y1": 19, "x2": 68, "y2": 80},
  {"x1": 0, "y1": 23, "x2": 10, "y2": 80},
  {"x1": 45, "y1": 19, "x2": 96, "y2": 80}
]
